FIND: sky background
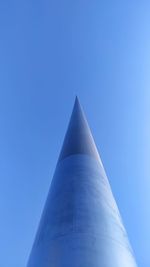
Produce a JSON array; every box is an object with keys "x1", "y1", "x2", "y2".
[{"x1": 0, "y1": 1, "x2": 150, "y2": 266}]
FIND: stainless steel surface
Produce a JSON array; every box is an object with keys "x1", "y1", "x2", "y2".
[{"x1": 27, "y1": 97, "x2": 138, "y2": 267}]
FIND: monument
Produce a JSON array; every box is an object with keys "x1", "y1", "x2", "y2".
[{"x1": 27, "y1": 97, "x2": 137, "y2": 267}]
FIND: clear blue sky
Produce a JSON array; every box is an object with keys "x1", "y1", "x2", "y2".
[{"x1": 0, "y1": 1, "x2": 149, "y2": 266}]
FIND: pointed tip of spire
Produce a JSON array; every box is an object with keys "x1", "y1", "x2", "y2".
[
  {"x1": 73, "y1": 95, "x2": 83, "y2": 113},
  {"x1": 75, "y1": 95, "x2": 79, "y2": 100},
  {"x1": 75, "y1": 95, "x2": 78, "y2": 101},
  {"x1": 58, "y1": 96, "x2": 101, "y2": 163},
  {"x1": 74, "y1": 95, "x2": 80, "y2": 106}
]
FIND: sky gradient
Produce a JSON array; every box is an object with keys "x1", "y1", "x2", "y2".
[{"x1": 0, "y1": 1, "x2": 150, "y2": 267}]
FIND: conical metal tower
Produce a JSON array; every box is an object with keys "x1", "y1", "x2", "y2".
[{"x1": 27, "y1": 97, "x2": 137, "y2": 267}]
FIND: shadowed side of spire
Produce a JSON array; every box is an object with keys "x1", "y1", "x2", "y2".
[{"x1": 58, "y1": 96, "x2": 101, "y2": 163}]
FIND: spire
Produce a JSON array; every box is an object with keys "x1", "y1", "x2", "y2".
[
  {"x1": 58, "y1": 96, "x2": 101, "y2": 163},
  {"x1": 27, "y1": 97, "x2": 138, "y2": 267}
]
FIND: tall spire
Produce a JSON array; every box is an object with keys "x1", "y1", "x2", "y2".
[
  {"x1": 27, "y1": 98, "x2": 138, "y2": 267},
  {"x1": 58, "y1": 96, "x2": 100, "y2": 163}
]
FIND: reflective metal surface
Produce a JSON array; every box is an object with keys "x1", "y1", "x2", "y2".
[{"x1": 27, "y1": 97, "x2": 138, "y2": 267}]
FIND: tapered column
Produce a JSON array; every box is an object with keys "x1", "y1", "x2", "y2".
[{"x1": 27, "y1": 97, "x2": 137, "y2": 267}]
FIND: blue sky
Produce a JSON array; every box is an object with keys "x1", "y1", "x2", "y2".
[{"x1": 0, "y1": 1, "x2": 150, "y2": 266}]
